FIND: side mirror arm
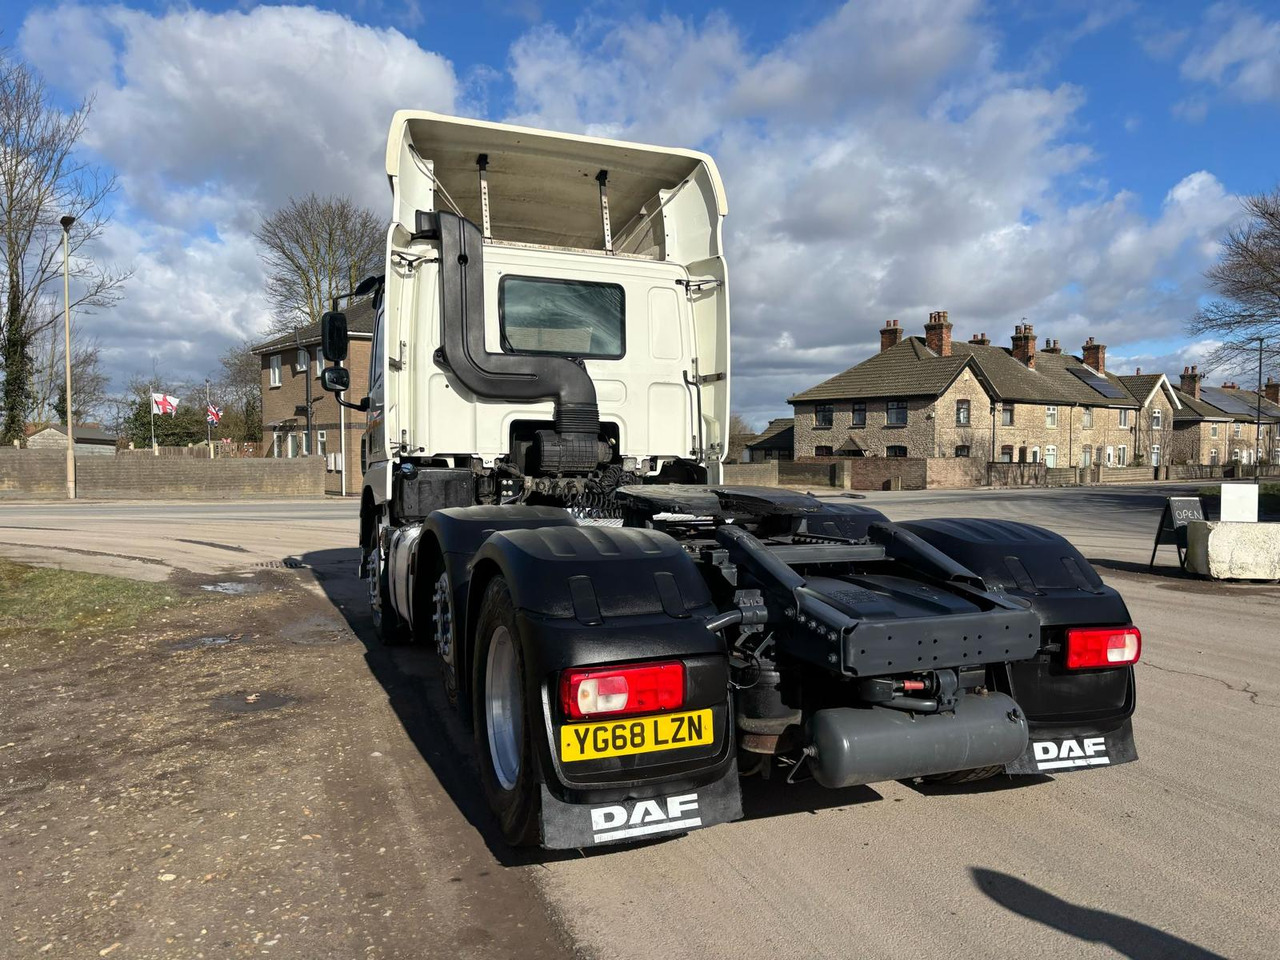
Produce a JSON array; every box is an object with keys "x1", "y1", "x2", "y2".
[{"x1": 336, "y1": 394, "x2": 370, "y2": 412}]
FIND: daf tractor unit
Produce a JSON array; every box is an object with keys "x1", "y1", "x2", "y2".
[{"x1": 316, "y1": 111, "x2": 1141, "y2": 849}]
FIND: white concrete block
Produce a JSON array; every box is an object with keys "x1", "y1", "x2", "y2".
[{"x1": 1184, "y1": 520, "x2": 1280, "y2": 580}]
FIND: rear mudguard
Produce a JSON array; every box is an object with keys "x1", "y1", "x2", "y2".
[
  {"x1": 900, "y1": 518, "x2": 1139, "y2": 773},
  {"x1": 466, "y1": 524, "x2": 743, "y2": 843}
]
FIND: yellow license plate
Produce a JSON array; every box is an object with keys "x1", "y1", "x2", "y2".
[{"x1": 560, "y1": 708, "x2": 714, "y2": 762}]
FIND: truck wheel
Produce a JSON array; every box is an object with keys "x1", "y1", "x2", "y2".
[
  {"x1": 472, "y1": 577, "x2": 540, "y2": 847},
  {"x1": 923, "y1": 765, "x2": 1004, "y2": 785},
  {"x1": 365, "y1": 511, "x2": 410, "y2": 646}
]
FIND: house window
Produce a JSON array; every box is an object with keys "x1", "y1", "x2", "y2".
[
  {"x1": 1000, "y1": 404, "x2": 1014, "y2": 426},
  {"x1": 1000, "y1": 445, "x2": 1014, "y2": 463},
  {"x1": 1045, "y1": 445, "x2": 1057, "y2": 468},
  {"x1": 887, "y1": 400, "x2": 908, "y2": 425},
  {"x1": 814, "y1": 404, "x2": 834, "y2": 428},
  {"x1": 1030, "y1": 446, "x2": 1041, "y2": 463},
  {"x1": 955, "y1": 399, "x2": 971, "y2": 425},
  {"x1": 312, "y1": 346, "x2": 322, "y2": 377},
  {"x1": 852, "y1": 402, "x2": 866, "y2": 426},
  {"x1": 1082, "y1": 407, "x2": 1093, "y2": 429},
  {"x1": 295, "y1": 348, "x2": 308, "y2": 373},
  {"x1": 1210, "y1": 423, "x2": 1219, "y2": 438},
  {"x1": 1233, "y1": 448, "x2": 1242, "y2": 462},
  {"x1": 271, "y1": 432, "x2": 282, "y2": 458},
  {"x1": 1151, "y1": 443, "x2": 1160, "y2": 466},
  {"x1": 1118, "y1": 409, "x2": 1130, "y2": 427},
  {"x1": 955, "y1": 445, "x2": 971, "y2": 458},
  {"x1": 885, "y1": 445, "x2": 908, "y2": 458},
  {"x1": 269, "y1": 354, "x2": 282, "y2": 388},
  {"x1": 814, "y1": 445, "x2": 833, "y2": 457},
  {"x1": 1117, "y1": 445, "x2": 1128, "y2": 466},
  {"x1": 1045, "y1": 405, "x2": 1057, "y2": 428},
  {"x1": 1152, "y1": 409, "x2": 1162, "y2": 430},
  {"x1": 1209, "y1": 447, "x2": 1219, "y2": 465},
  {"x1": 1082, "y1": 445, "x2": 1092, "y2": 468},
  {"x1": 286, "y1": 433, "x2": 297, "y2": 458},
  {"x1": 1234, "y1": 423, "x2": 1242, "y2": 438},
  {"x1": 317, "y1": 430, "x2": 327, "y2": 458},
  {"x1": 301, "y1": 431, "x2": 312, "y2": 456}
]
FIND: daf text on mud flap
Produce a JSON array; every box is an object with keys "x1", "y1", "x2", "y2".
[
  {"x1": 590, "y1": 793, "x2": 701, "y2": 843},
  {"x1": 1034, "y1": 737, "x2": 1109, "y2": 770}
]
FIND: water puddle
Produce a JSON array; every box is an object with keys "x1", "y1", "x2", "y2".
[
  {"x1": 200, "y1": 581, "x2": 261, "y2": 596},
  {"x1": 211, "y1": 691, "x2": 292, "y2": 714},
  {"x1": 172, "y1": 633, "x2": 244, "y2": 651}
]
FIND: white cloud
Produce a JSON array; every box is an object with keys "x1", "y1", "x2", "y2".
[
  {"x1": 502, "y1": 3, "x2": 1239, "y2": 424},
  {"x1": 19, "y1": 4, "x2": 458, "y2": 386},
  {"x1": 1179, "y1": 4, "x2": 1280, "y2": 104}
]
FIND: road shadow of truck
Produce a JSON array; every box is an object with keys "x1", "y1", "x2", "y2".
[
  {"x1": 971, "y1": 867, "x2": 1226, "y2": 960},
  {"x1": 298, "y1": 547, "x2": 1031, "y2": 862}
]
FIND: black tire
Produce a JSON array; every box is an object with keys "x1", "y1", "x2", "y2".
[
  {"x1": 365, "y1": 510, "x2": 411, "y2": 646},
  {"x1": 923, "y1": 765, "x2": 1004, "y2": 785},
  {"x1": 471, "y1": 577, "x2": 541, "y2": 847}
]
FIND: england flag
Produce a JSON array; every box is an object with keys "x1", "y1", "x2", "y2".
[{"x1": 151, "y1": 393, "x2": 179, "y2": 416}]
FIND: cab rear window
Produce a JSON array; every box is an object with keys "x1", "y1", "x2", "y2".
[{"x1": 499, "y1": 276, "x2": 624, "y2": 359}]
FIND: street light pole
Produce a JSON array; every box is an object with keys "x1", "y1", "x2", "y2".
[
  {"x1": 1256, "y1": 337, "x2": 1264, "y2": 485},
  {"x1": 60, "y1": 214, "x2": 76, "y2": 500}
]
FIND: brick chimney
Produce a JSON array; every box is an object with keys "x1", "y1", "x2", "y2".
[
  {"x1": 1011, "y1": 323, "x2": 1037, "y2": 368},
  {"x1": 1042, "y1": 338, "x2": 1062, "y2": 355},
  {"x1": 1221, "y1": 381, "x2": 1238, "y2": 390},
  {"x1": 1082, "y1": 337, "x2": 1106, "y2": 374},
  {"x1": 1179, "y1": 365, "x2": 1201, "y2": 400},
  {"x1": 924, "y1": 310, "x2": 953, "y2": 357},
  {"x1": 1265, "y1": 376, "x2": 1279, "y2": 405},
  {"x1": 880, "y1": 318, "x2": 903, "y2": 353},
  {"x1": 969, "y1": 332, "x2": 990, "y2": 346}
]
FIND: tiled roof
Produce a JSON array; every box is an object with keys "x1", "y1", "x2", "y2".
[
  {"x1": 1173, "y1": 386, "x2": 1280, "y2": 422},
  {"x1": 789, "y1": 337, "x2": 1139, "y2": 407},
  {"x1": 1117, "y1": 374, "x2": 1165, "y2": 406},
  {"x1": 788, "y1": 339, "x2": 968, "y2": 402},
  {"x1": 747, "y1": 417, "x2": 794, "y2": 450},
  {"x1": 251, "y1": 297, "x2": 376, "y2": 354},
  {"x1": 27, "y1": 423, "x2": 117, "y2": 443}
]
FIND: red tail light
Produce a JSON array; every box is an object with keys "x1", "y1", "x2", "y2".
[
  {"x1": 1065, "y1": 626, "x2": 1141, "y2": 669},
  {"x1": 559, "y1": 661, "x2": 685, "y2": 720}
]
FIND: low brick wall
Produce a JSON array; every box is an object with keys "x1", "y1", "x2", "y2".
[
  {"x1": 1046, "y1": 467, "x2": 1081, "y2": 486},
  {"x1": 0, "y1": 449, "x2": 65, "y2": 498},
  {"x1": 988, "y1": 463, "x2": 1047, "y2": 487},
  {"x1": 1165, "y1": 464, "x2": 1224, "y2": 481},
  {"x1": 779, "y1": 460, "x2": 845, "y2": 488},
  {"x1": 1097, "y1": 466, "x2": 1156, "y2": 484},
  {"x1": 722, "y1": 462, "x2": 780, "y2": 486},
  {"x1": 925, "y1": 458, "x2": 987, "y2": 489},
  {"x1": 0, "y1": 450, "x2": 324, "y2": 500}
]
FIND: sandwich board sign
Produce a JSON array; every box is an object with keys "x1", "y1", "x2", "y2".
[{"x1": 1149, "y1": 496, "x2": 1205, "y2": 570}]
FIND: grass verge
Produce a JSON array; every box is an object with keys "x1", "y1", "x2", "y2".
[
  {"x1": 0, "y1": 558, "x2": 197, "y2": 640},
  {"x1": 1196, "y1": 481, "x2": 1280, "y2": 519}
]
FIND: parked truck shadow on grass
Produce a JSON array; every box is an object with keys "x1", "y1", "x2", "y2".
[
  {"x1": 971, "y1": 868, "x2": 1226, "y2": 959},
  {"x1": 299, "y1": 546, "x2": 889, "y2": 862}
]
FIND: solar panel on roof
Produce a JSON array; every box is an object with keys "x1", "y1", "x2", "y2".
[
  {"x1": 1200, "y1": 386, "x2": 1265, "y2": 416},
  {"x1": 1068, "y1": 367, "x2": 1128, "y2": 399}
]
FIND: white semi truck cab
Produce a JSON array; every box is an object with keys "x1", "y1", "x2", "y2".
[{"x1": 318, "y1": 113, "x2": 1141, "y2": 851}]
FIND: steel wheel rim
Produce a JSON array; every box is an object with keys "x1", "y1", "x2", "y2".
[{"x1": 485, "y1": 625, "x2": 522, "y2": 790}]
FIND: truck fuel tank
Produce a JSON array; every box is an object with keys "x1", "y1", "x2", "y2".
[{"x1": 805, "y1": 692, "x2": 1028, "y2": 788}]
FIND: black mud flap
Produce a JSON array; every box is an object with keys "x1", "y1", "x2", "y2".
[
  {"x1": 1004, "y1": 718, "x2": 1137, "y2": 775},
  {"x1": 538, "y1": 758, "x2": 743, "y2": 850}
]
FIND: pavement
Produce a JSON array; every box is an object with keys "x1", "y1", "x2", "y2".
[{"x1": 1, "y1": 486, "x2": 1277, "y2": 959}]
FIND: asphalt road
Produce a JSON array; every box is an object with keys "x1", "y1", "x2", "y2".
[{"x1": 2, "y1": 486, "x2": 1277, "y2": 959}]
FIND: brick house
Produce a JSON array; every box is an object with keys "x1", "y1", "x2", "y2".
[
  {"x1": 251, "y1": 298, "x2": 374, "y2": 495},
  {"x1": 788, "y1": 313, "x2": 1169, "y2": 470},
  {"x1": 744, "y1": 417, "x2": 794, "y2": 462},
  {"x1": 1170, "y1": 366, "x2": 1280, "y2": 466}
]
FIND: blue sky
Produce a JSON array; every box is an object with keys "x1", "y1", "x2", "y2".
[{"x1": 4, "y1": 0, "x2": 1278, "y2": 426}]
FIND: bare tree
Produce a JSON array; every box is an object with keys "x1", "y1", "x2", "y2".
[
  {"x1": 0, "y1": 48, "x2": 128, "y2": 444},
  {"x1": 254, "y1": 193, "x2": 384, "y2": 335},
  {"x1": 215, "y1": 339, "x2": 263, "y2": 444},
  {"x1": 1190, "y1": 187, "x2": 1280, "y2": 375},
  {"x1": 27, "y1": 300, "x2": 108, "y2": 425}
]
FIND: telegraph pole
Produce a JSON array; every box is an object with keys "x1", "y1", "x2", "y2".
[
  {"x1": 206, "y1": 379, "x2": 214, "y2": 458},
  {"x1": 60, "y1": 215, "x2": 76, "y2": 499}
]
